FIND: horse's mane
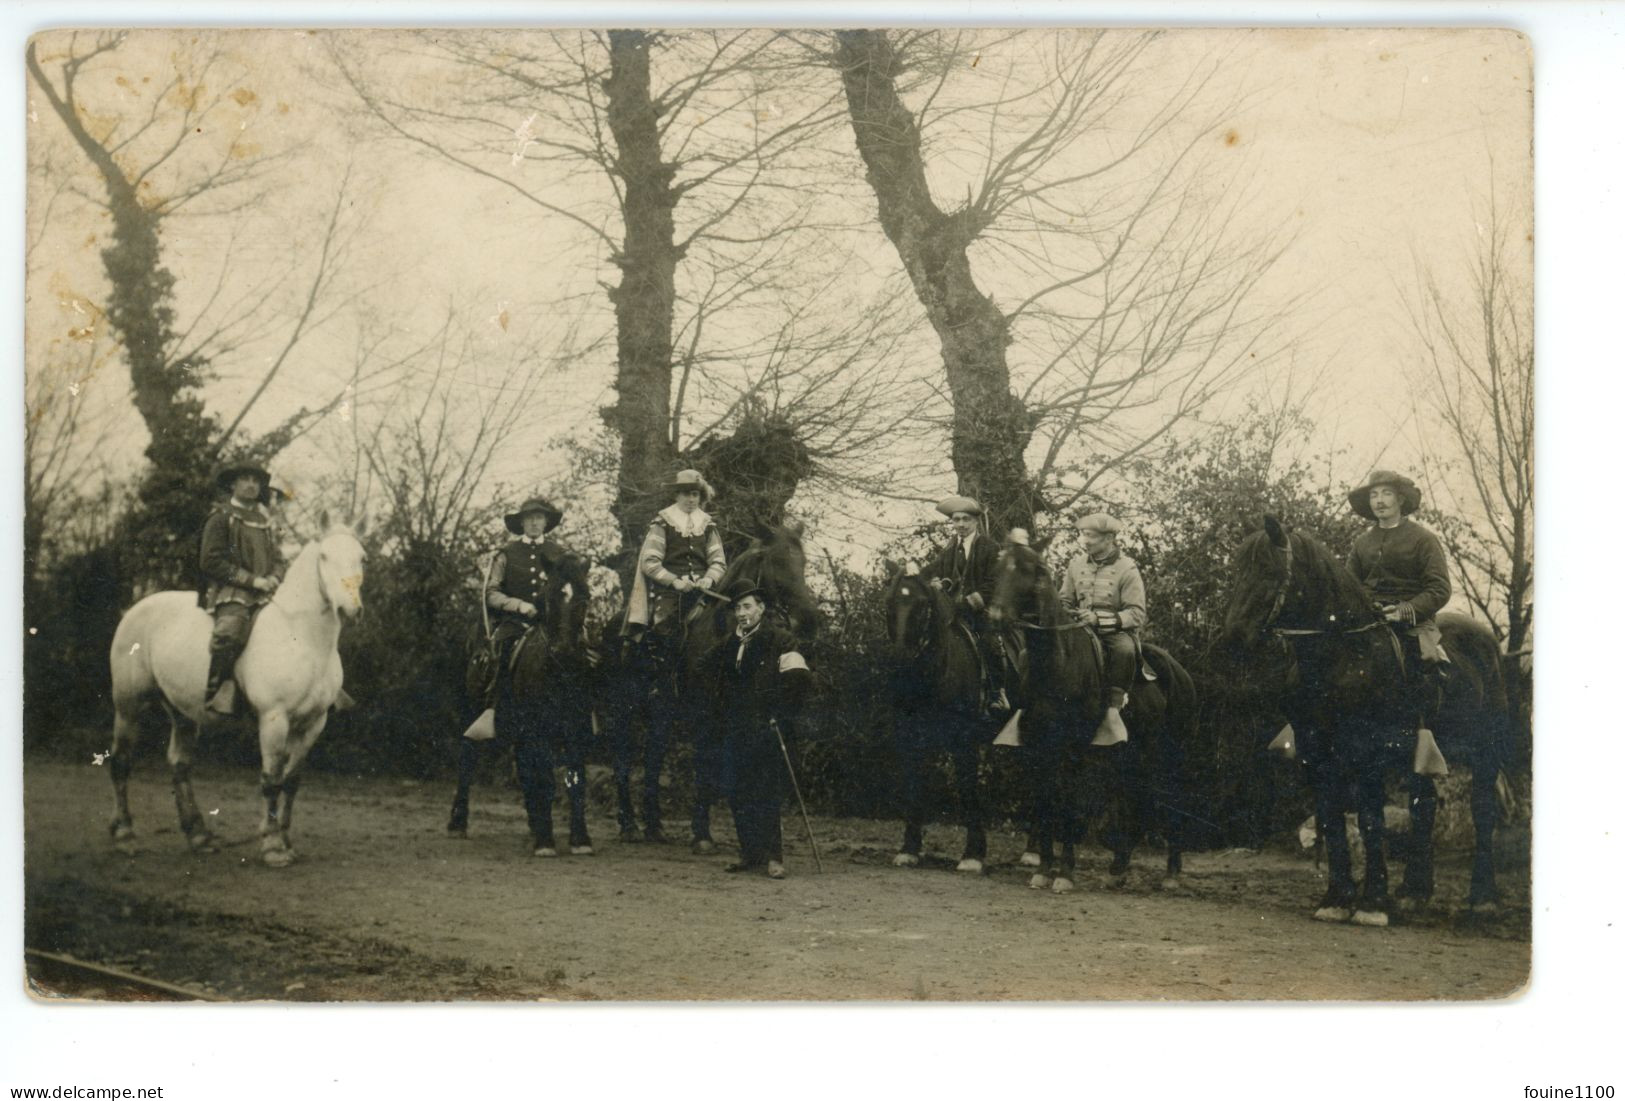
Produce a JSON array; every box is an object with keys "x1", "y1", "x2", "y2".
[{"x1": 1234, "y1": 526, "x2": 1377, "y2": 626}]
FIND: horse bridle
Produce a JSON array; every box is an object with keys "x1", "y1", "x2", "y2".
[{"x1": 1263, "y1": 531, "x2": 1382, "y2": 639}]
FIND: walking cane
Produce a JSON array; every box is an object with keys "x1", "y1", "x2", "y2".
[{"x1": 771, "y1": 719, "x2": 824, "y2": 874}]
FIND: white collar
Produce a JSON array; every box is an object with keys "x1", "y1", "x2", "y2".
[
  {"x1": 520, "y1": 535, "x2": 547, "y2": 546},
  {"x1": 658, "y1": 504, "x2": 712, "y2": 537}
]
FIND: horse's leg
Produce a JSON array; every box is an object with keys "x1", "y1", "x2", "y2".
[
  {"x1": 1103, "y1": 744, "x2": 1136, "y2": 887},
  {"x1": 611, "y1": 697, "x2": 640, "y2": 841},
  {"x1": 1027, "y1": 728, "x2": 1057, "y2": 889},
  {"x1": 1018, "y1": 746, "x2": 1042, "y2": 866},
  {"x1": 892, "y1": 718, "x2": 924, "y2": 866},
  {"x1": 1311, "y1": 757, "x2": 1356, "y2": 921},
  {"x1": 447, "y1": 735, "x2": 479, "y2": 837},
  {"x1": 1398, "y1": 773, "x2": 1439, "y2": 912},
  {"x1": 1467, "y1": 759, "x2": 1503, "y2": 912},
  {"x1": 953, "y1": 731, "x2": 987, "y2": 873},
  {"x1": 275, "y1": 714, "x2": 325, "y2": 860},
  {"x1": 689, "y1": 722, "x2": 723, "y2": 853},
  {"x1": 515, "y1": 716, "x2": 557, "y2": 856},
  {"x1": 109, "y1": 702, "x2": 139, "y2": 847},
  {"x1": 257, "y1": 709, "x2": 295, "y2": 868},
  {"x1": 565, "y1": 714, "x2": 593, "y2": 855},
  {"x1": 164, "y1": 702, "x2": 214, "y2": 852},
  {"x1": 1052, "y1": 743, "x2": 1079, "y2": 894},
  {"x1": 1351, "y1": 758, "x2": 1392, "y2": 927},
  {"x1": 641, "y1": 694, "x2": 672, "y2": 842}
]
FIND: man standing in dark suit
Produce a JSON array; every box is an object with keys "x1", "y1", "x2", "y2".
[
  {"x1": 706, "y1": 578, "x2": 813, "y2": 879},
  {"x1": 922, "y1": 494, "x2": 1009, "y2": 714}
]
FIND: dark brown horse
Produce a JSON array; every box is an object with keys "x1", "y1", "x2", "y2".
[
  {"x1": 448, "y1": 551, "x2": 595, "y2": 854},
  {"x1": 882, "y1": 562, "x2": 995, "y2": 872},
  {"x1": 989, "y1": 539, "x2": 1198, "y2": 893},
  {"x1": 1222, "y1": 516, "x2": 1509, "y2": 924},
  {"x1": 606, "y1": 522, "x2": 817, "y2": 847}
]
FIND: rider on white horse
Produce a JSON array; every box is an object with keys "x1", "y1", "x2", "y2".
[{"x1": 200, "y1": 462, "x2": 285, "y2": 717}]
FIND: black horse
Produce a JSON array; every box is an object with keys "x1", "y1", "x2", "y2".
[
  {"x1": 604, "y1": 522, "x2": 817, "y2": 849},
  {"x1": 448, "y1": 552, "x2": 595, "y2": 854},
  {"x1": 989, "y1": 539, "x2": 1199, "y2": 893},
  {"x1": 882, "y1": 562, "x2": 997, "y2": 872},
  {"x1": 1222, "y1": 516, "x2": 1509, "y2": 924}
]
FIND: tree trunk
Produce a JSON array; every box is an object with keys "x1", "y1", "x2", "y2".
[
  {"x1": 599, "y1": 30, "x2": 681, "y2": 566},
  {"x1": 834, "y1": 30, "x2": 1037, "y2": 535}
]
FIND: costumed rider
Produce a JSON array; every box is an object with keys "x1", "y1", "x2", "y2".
[
  {"x1": 483, "y1": 495, "x2": 569, "y2": 692},
  {"x1": 1058, "y1": 512, "x2": 1146, "y2": 747},
  {"x1": 1345, "y1": 470, "x2": 1452, "y2": 775},
  {"x1": 200, "y1": 463, "x2": 286, "y2": 717},
  {"x1": 704, "y1": 577, "x2": 813, "y2": 879},
  {"x1": 623, "y1": 468, "x2": 728, "y2": 654},
  {"x1": 921, "y1": 494, "x2": 1011, "y2": 715}
]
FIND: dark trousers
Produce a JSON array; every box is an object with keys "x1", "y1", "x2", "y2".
[
  {"x1": 1101, "y1": 632, "x2": 1137, "y2": 694},
  {"x1": 725, "y1": 723, "x2": 785, "y2": 865}
]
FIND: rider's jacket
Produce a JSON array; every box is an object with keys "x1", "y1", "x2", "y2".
[
  {"x1": 199, "y1": 499, "x2": 284, "y2": 612},
  {"x1": 1347, "y1": 518, "x2": 1452, "y2": 623},
  {"x1": 922, "y1": 531, "x2": 999, "y2": 614},
  {"x1": 486, "y1": 537, "x2": 566, "y2": 641},
  {"x1": 1058, "y1": 548, "x2": 1147, "y2": 634},
  {"x1": 639, "y1": 505, "x2": 727, "y2": 589}
]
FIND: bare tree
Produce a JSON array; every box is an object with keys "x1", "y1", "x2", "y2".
[
  {"x1": 333, "y1": 30, "x2": 910, "y2": 565},
  {"x1": 28, "y1": 31, "x2": 370, "y2": 586},
  {"x1": 1405, "y1": 188, "x2": 1533, "y2": 657},
  {"x1": 828, "y1": 29, "x2": 1294, "y2": 534}
]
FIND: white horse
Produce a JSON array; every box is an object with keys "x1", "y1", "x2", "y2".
[{"x1": 107, "y1": 515, "x2": 367, "y2": 867}]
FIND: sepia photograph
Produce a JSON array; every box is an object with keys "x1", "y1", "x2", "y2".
[{"x1": 18, "y1": 20, "x2": 1542, "y2": 1011}]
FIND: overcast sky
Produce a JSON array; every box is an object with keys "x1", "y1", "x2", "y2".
[{"x1": 26, "y1": 26, "x2": 1532, "y2": 558}]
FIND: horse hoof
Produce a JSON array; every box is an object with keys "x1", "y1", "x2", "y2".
[
  {"x1": 1158, "y1": 875, "x2": 1182, "y2": 893},
  {"x1": 533, "y1": 845, "x2": 558, "y2": 858},
  {"x1": 766, "y1": 861, "x2": 787, "y2": 880},
  {"x1": 187, "y1": 833, "x2": 218, "y2": 854},
  {"x1": 1469, "y1": 899, "x2": 1501, "y2": 917},
  {"x1": 1313, "y1": 906, "x2": 1351, "y2": 923},
  {"x1": 1028, "y1": 873, "x2": 1052, "y2": 890},
  {"x1": 692, "y1": 839, "x2": 717, "y2": 855},
  {"x1": 109, "y1": 821, "x2": 135, "y2": 842},
  {"x1": 618, "y1": 829, "x2": 641, "y2": 844},
  {"x1": 1018, "y1": 851, "x2": 1042, "y2": 868},
  {"x1": 955, "y1": 858, "x2": 984, "y2": 875},
  {"x1": 1395, "y1": 895, "x2": 1428, "y2": 915},
  {"x1": 643, "y1": 829, "x2": 670, "y2": 844},
  {"x1": 1051, "y1": 877, "x2": 1075, "y2": 895},
  {"x1": 446, "y1": 827, "x2": 468, "y2": 840},
  {"x1": 1102, "y1": 873, "x2": 1128, "y2": 890},
  {"x1": 570, "y1": 844, "x2": 594, "y2": 856},
  {"x1": 1352, "y1": 909, "x2": 1390, "y2": 928},
  {"x1": 892, "y1": 853, "x2": 920, "y2": 868},
  {"x1": 263, "y1": 848, "x2": 295, "y2": 869}
]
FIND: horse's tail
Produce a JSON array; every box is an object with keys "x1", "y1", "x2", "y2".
[{"x1": 1140, "y1": 643, "x2": 1201, "y2": 849}]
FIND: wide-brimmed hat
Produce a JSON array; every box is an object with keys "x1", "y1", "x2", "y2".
[
  {"x1": 935, "y1": 495, "x2": 983, "y2": 518},
  {"x1": 664, "y1": 468, "x2": 716, "y2": 501},
  {"x1": 1348, "y1": 470, "x2": 1421, "y2": 521},
  {"x1": 215, "y1": 463, "x2": 273, "y2": 503},
  {"x1": 504, "y1": 496, "x2": 564, "y2": 534},
  {"x1": 1076, "y1": 512, "x2": 1123, "y2": 535}
]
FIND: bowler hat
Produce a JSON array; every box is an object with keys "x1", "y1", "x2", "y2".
[
  {"x1": 214, "y1": 463, "x2": 273, "y2": 505},
  {"x1": 504, "y1": 496, "x2": 564, "y2": 535},
  {"x1": 1076, "y1": 512, "x2": 1124, "y2": 535},
  {"x1": 935, "y1": 495, "x2": 983, "y2": 518},
  {"x1": 1348, "y1": 470, "x2": 1421, "y2": 521},
  {"x1": 724, "y1": 575, "x2": 770, "y2": 605},
  {"x1": 664, "y1": 469, "x2": 715, "y2": 500}
]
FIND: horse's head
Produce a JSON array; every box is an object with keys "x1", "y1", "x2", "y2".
[
  {"x1": 882, "y1": 560, "x2": 939, "y2": 658},
  {"x1": 735, "y1": 522, "x2": 819, "y2": 641},
  {"x1": 543, "y1": 551, "x2": 592, "y2": 655},
  {"x1": 315, "y1": 512, "x2": 368, "y2": 622},
  {"x1": 1222, "y1": 516, "x2": 1294, "y2": 656},
  {"x1": 990, "y1": 532, "x2": 1050, "y2": 626}
]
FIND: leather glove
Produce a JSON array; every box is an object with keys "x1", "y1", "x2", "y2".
[
  {"x1": 965, "y1": 592, "x2": 986, "y2": 612},
  {"x1": 253, "y1": 576, "x2": 278, "y2": 593}
]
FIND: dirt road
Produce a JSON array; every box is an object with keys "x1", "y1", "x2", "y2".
[{"x1": 23, "y1": 759, "x2": 1529, "y2": 1001}]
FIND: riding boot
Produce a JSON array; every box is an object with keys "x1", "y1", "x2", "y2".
[
  {"x1": 204, "y1": 648, "x2": 239, "y2": 716},
  {"x1": 1092, "y1": 687, "x2": 1130, "y2": 747}
]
